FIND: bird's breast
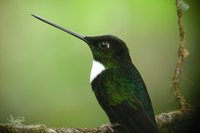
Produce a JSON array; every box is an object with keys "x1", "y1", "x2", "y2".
[{"x1": 90, "y1": 60, "x2": 106, "y2": 83}]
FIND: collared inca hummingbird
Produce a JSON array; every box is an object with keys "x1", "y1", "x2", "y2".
[{"x1": 32, "y1": 14, "x2": 159, "y2": 133}]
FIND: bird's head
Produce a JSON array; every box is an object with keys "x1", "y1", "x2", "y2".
[{"x1": 84, "y1": 35, "x2": 131, "y2": 68}]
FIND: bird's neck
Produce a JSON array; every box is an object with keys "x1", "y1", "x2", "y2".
[{"x1": 90, "y1": 58, "x2": 133, "y2": 83}]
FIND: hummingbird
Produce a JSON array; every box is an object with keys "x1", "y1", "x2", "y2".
[{"x1": 32, "y1": 14, "x2": 159, "y2": 133}]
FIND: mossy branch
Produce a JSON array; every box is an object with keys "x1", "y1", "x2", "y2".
[
  {"x1": 172, "y1": 0, "x2": 190, "y2": 109},
  {"x1": 0, "y1": 108, "x2": 195, "y2": 133}
]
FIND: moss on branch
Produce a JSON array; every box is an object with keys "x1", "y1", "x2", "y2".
[{"x1": 0, "y1": 106, "x2": 195, "y2": 133}]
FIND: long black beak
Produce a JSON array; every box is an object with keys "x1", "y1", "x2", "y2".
[{"x1": 31, "y1": 14, "x2": 88, "y2": 43}]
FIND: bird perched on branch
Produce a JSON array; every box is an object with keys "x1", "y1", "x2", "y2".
[{"x1": 32, "y1": 14, "x2": 159, "y2": 133}]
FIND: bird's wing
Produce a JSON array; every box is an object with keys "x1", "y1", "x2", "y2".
[{"x1": 99, "y1": 68, "x2": 158, "y2": 133}]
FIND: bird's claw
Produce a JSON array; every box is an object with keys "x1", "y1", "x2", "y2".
[{"x1": 100, "y1": 123, "x2": 119, "y2": 133}]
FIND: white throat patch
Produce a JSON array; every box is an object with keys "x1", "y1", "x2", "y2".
[{"x1": 90, "y1": 60, "x2": 106, "y2": 83}]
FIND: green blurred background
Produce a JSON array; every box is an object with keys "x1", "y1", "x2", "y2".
[{"x1": 0, "y1": 0, "x2": 199, "y2": 128}]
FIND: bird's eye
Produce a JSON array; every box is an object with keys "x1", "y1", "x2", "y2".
[{"x1": 98, "y1": 42, "x2": 110, "y2": 49}]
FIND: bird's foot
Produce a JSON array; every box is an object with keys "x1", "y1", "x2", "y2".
[{"x1": 100, "y1": 123, "x2": 119, "y2": 133}]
